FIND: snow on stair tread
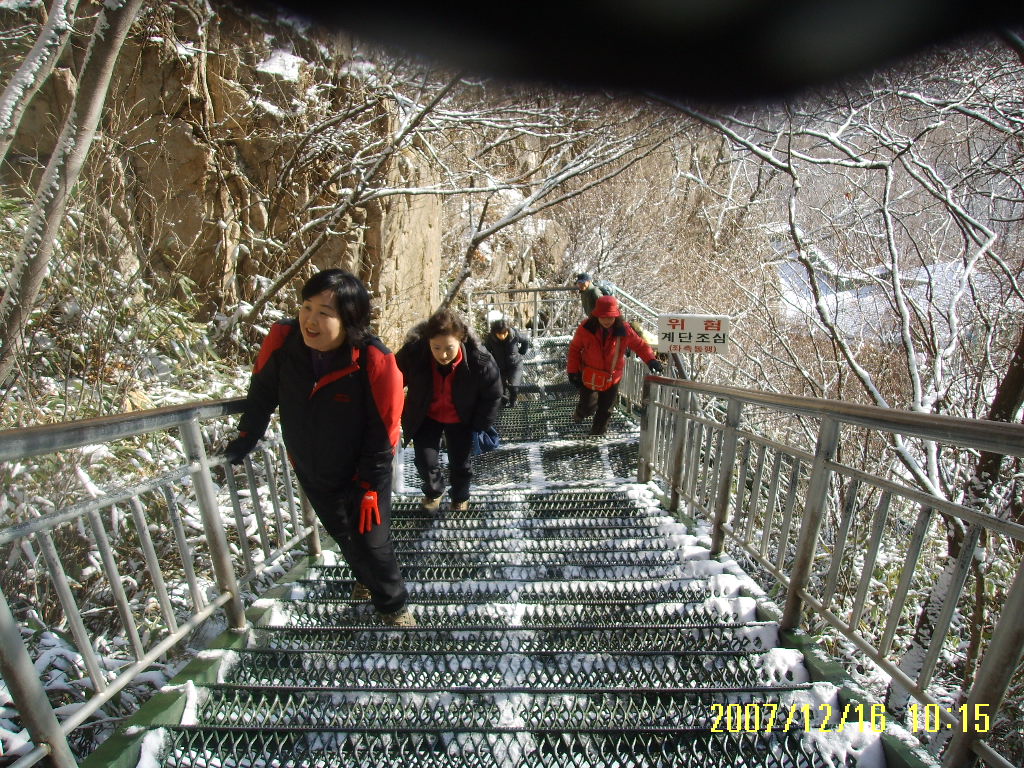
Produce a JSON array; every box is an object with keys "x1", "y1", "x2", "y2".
[
  {"x1": 254, "y1": 596, "x2": 761, "y2": 630},
  {"x1": 250, "y1": 623, "x2": 782, "y2": 653},
  {"x1": 214, "y1": 646, "x2": 811, "y2": 690},
  {"x1": 185, "y1": 687, "x2": 822, "y2": 730}
]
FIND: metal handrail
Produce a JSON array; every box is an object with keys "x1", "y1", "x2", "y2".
[
  {"x1": 0, "y1": 397, "x2": 246, "y2": 461},
  {"x1": 0, "y1": 398, "x2": 317, "y2": 767},
  {"x1": 636, "y1": 375, "x2": 1024, "y2": 768}
]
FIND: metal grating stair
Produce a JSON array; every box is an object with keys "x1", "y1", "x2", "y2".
[{"x1": 128, "y1": 341, "x2": 884, "y2": 767}]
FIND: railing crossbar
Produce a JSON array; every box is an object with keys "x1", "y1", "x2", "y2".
[
  {"x1": 774, "y1": 459, "x2": 803, "y2": 575},
  {"x1": 879, "y1": 506, "x2": 934, "y2": 657},
  {"x1": 37, "y1": 531, "x2": 108, "y2": 694},
  {"x1": 59, "y1": 591, "x2": 236, "y2": 735},
  {"x1": 664, "y1": 399, "x2": 1024, "y2": 543},
  {"x1": 0, "y1": 465, "x2": 192, "y2": 547},
  {"x1": 743, "y1": 442, "x2": 768, "y2": 547},
  {"x1": 848, "y1": 491, "x2": 892, "y2": 633},
  {"x1": 160, "y1": 484, "x2": 206, "y2": 613},
  {"x1": 821, "y1": 479, "x2": 861, "y2": 609},
  {"x1": 244, "y1": 456, "x2": 274, "y2": 559},
  {"x1": 128, "y1": 496, "x2": 179, "y2": 634},
  {"x1": 86, "y1": 507, "x2": 146, "y2": 661},
  {"x1": 758, "y1": 451, "x2": 785, "y2": 560}
]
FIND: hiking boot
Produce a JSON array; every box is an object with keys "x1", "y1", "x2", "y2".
[
  {"x1": 420, "y1": 495, "x2": 441, "y2": 512},
  {"x1": 350, "y1": 582, "x2": 371, "y2": 601},
  {"x1": 450, "y1": 499, "x2": 469, "y2": 512},
  {"x1": 380, "y1": 607, "x2": 417, "y2": 627}
]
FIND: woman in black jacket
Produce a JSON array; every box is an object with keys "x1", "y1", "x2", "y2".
[
  {"x1": 484, "y1": 318, "x2": 532, "y2": 407},
  {"x1": 396, "y1": 309, "x2": 502, "y2": 512},
  {"x1": 223, "y1": 269, "x2": 414, "y2": 626}
]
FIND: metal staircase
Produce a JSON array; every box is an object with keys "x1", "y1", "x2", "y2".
[
  {"x1": 114, "y1": 359, "x2": 875, "y2": 768},
  {"x1": 9, "y1": 318, "x2": 1022, "y2": 767}
]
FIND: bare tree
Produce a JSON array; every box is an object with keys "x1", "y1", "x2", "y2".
[
  {"x1": 0, "y1": 0, "x2": 79, "y2": 168},
  {"x1": 438, "y1": 98, "x2": 686, "y2": 306},
  {"x1": 0, "y1": 0, "x2": 146, "y2": 387},
  {"x1": 226, "y1": 69, "x2": 465, "y2": 331},
  {"x1": 659, "y1": 40, "x2": 1024, "y2": 733}
]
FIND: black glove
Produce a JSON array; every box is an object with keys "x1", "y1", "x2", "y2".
[
  {"x1": 647, "y1": 359, "x2": 664, "y2": 375},
  {"x1": 223, "y1": 433, "x2": 258, "y2": 465},
  {"x1": 568, "y1": 372, "x2": 583, "y2": 389}
]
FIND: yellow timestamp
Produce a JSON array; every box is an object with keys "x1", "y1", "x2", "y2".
[
  {"x1": 710, "y1": 702, "x2": 889, "y2": 733},
  {"x1": 709, "y1": 702, "x2": 993, "y2": 734},
  {"x1": 907, "y1": 703, "x2": 991, "y2": 734}
]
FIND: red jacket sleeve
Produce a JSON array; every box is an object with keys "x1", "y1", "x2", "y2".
[
  {"x1": 237, "y1": 322, "x2": 292, "y2": 440},
  {"x1": 358, "y1": 342, "x2": 404, "y2": 492},
  {"x1": 365, "y1": 344, "x2": 403, "y2": 449},
  {"x1": 567, "y1": 325, "x2": 586, "y2": 375}
]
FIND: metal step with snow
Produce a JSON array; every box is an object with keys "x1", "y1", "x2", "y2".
[{"x1": 129, "y1": 385, "x2": 889, "y2": 767}]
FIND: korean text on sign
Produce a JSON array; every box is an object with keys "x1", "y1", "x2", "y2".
[{"x1": 657, "y1": 314, "x2": 731, "y2": 355}]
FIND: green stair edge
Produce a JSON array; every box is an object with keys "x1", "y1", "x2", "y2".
[
  {"x1": 79, "y1": 552, "x2": 324, "y2": 768},
  {"x1": 749, "y1": 597, "x2": 940, "y2": 768}
]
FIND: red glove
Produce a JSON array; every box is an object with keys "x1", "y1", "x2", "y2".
[{"x1": 359, "y1": 491, "x2": 381, "y2": 534}]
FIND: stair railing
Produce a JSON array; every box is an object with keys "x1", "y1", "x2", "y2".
[
  {"x1": 637, "y1": 375, "x2": 1024, "y2": 768},
  {"x1": 464, "y1": 283, "x2": 659, "y2": 342},
  {"x1": 0, "y1": 399, "x2": 315, "y2": 768},
  {"x1": 465, "y1": 285, "x2": 579, "y2": 338}
]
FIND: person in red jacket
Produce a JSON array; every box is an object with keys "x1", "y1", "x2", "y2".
[
  {"x1": 223, "y1": 269, "x2": 414, "y2": 627},
  {"x1": 566, "y1": 295, "x2": 663, "y2": 435}
]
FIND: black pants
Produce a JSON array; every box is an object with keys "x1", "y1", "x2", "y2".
[
  {"x1": 413, "y1": 418, "x2": 474, "y2": 503},
  {"x1": 300, "y1": 474, "x2": 408, "y2": 614},
  {"x1": 574, "y1": 383, "x2": 619, "y2": 435},
  {"x1": 500, "y1": 380, "x2": 519, "y2": 407},
  {"x1": 499, "y1": 365, "x2": 523, "y2": 406}
]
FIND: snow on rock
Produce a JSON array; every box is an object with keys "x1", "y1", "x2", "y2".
[
  {"x1": 319, "y1": 550, "x2": 339, "y2": 566},
  {"x1": 737, "y1": 623, "x2": 780, "y2": 649},
  {"x1": 706, "y1": 572, "x2": 745, "y2": 597},
  {"x1": 340, "y1": 60, "x2": 378, "y2": 81},
  {"x1": 256, "y1": 50, "x2": 306, "y2": 82}
]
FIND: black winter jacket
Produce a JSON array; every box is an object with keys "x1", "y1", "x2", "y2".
[
  {"x1": 236, "y1": 319, "x2": 404, "y2": 495},
  {"x1": 395, "y1": 325, "x2": 502, "y2": 438},
  {"x1": 485, "y1": 328, "x2": 531, "y2": 375}
]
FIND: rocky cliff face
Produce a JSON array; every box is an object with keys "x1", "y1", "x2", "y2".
[{"x1": 1, "y1": 2, "x2": 443, "y2": 347}]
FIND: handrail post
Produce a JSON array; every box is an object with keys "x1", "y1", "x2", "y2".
[
  {"x1": 533, "y1": 290, "x2": 541, "y2": 337},
  {"x1": 637, "y1": 376, "x2": 655, "y2": 483},
  {"x1": 710, "y1": 398, "x2": 743, "y2": 557},
  {"x1": 0, "y1": 590, "x2": 77, "y2": 768},
  {"x1": 299, "y1": 488, "x2": 322, "y2": 556},
  {"x1": 781, "y1": 416, "x2": 839, "y2": 631},
  {"x1": 180, "y1": 416, "x2": 247, "y2": 632},
  {"x1": 942, "y1": 558, "x2": 1024, "y2": 768},
  {"x1": 666, "y1": 394, "x2": 689, "y2": 513}
]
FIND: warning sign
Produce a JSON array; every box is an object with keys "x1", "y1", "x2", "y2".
[{"x1": 657, "y1": 314, "x2": 731, "y2": 355}]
